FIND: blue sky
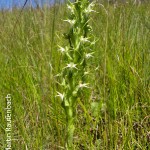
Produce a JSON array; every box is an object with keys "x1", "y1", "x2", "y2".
[{"x1": 0, "y1": 0, "x2": 58, "y2": 10}]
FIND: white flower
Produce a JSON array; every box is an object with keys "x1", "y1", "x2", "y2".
[
  {"x1": 56, "y1": 92, "x2": 64, "y2": 101},
  {"x1": 58, "y1": 46, "x2": 65, "y2": 53},
  {"x1": 80, "y1": 36, "x2": 90, "y2": 43},
  {"x1": 67, "y1": 4, "x2": 75, "y2": 14},
  {"x1": 64, "y1": 19, "x2": 76, "y2": 26},
  {"x1": 86, "y1": 52, "x2": 94, "y2": 59},
  {"x1": 84, "y1": 2, "x2": 95, "y2": 13},
  {"x1": 58, "y1": 46, "x2": 69, "y2": 54},
  {"x1": 64, "y1": 62, "x2": 78, "y2": 70},
  {"x1": 78, "y1": 83, "x2": 89, "y2": 88}
]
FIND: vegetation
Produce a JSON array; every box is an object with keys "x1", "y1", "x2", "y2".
[
  {"x1": 57, "y1": 0, "x2": 95, "y2": 149},
  {"x1": 0, "y1": 0, "x2": 149, "y2": 149}
]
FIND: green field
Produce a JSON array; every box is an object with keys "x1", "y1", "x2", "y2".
[{"x1": 0, "y1": 1, "x2": 150, "y2": 149}]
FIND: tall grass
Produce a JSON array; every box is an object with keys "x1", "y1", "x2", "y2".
[{"x1": 0, "y1": 1, "x2": 149, "y2": 149}]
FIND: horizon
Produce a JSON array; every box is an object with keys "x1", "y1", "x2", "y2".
[{"x1": 0, "y1": 0, "x2": 64, "y2": 10}]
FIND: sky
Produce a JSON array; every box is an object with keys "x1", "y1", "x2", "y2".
[{"x1": 0, "y1": 0, "x2": 60, "y2": 10}]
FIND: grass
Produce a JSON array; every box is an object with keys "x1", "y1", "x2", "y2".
[{"x1": 0, "y1": 1, "x2": 150, "y2": 149}]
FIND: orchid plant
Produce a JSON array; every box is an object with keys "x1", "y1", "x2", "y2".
[{"x1": 57, "y1": 0, "x2": 95, "y2": 149}]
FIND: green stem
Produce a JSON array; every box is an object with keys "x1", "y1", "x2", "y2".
[{"x1": 66, "y1": 107, "x2": 75, "y2": 150}]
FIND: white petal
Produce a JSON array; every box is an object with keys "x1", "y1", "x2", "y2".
[{"x1": 56, "y1": 92, "x2": 64, "y2": 101}]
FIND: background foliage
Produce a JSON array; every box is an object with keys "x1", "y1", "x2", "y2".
[{"x1": 0, "y1": 0, "x2": 149, "y2": 149}]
